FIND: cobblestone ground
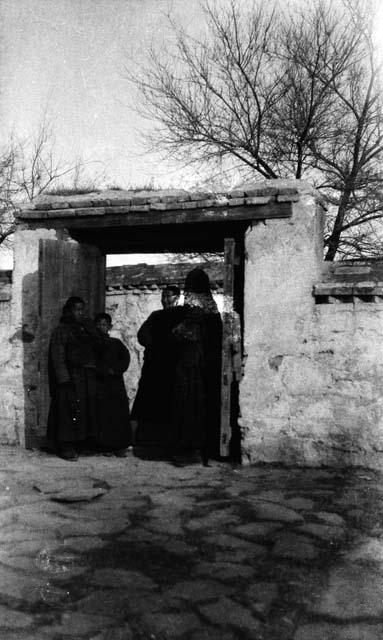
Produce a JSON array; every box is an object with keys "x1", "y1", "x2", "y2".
[{"x1": 0, "y1": 447, "x2": 383, "y2": 639}]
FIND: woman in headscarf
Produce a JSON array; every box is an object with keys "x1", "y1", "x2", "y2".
[
  {"x1": 47, "y1": 296, "x2": 101, "y2": 460},
  {"x1": 171, "y1": 268, "x2": 222, "y2": 465}
]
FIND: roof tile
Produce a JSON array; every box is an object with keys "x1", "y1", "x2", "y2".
[
  {"x1": 228, "y1": 197, "x2": 245, "y2": 206},
  {"x1": 75, "y1": 207, "x2": 105, "y2": 216},
  {"x1": 68, "y1": 199, "x2": 93, "y2": 208}
]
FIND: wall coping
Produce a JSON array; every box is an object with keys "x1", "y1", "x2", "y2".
[
  {"x1": 314, "y1": 259, "x2": 383, "y2": 301},
  {"x1": 15, "y1": 179, "x2": 322, "y2": 222},
  {"x1": 106, "y1": 261, "x2": 224, "y2": 291}
]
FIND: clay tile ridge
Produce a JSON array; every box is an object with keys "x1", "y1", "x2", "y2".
[{"x1": 16, "y1": 180, "x2": 320, "y2": 219}]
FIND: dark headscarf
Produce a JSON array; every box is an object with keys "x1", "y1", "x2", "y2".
[
  {"x1": 184, "y1": 268, "x2": 211, "y2": 294},
  {"x1": 184, "y1": 268, "x2": 218, "y2": 314}
]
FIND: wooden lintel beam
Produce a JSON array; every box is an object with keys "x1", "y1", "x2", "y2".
[{"x1": 20, "y1": 202, "x2": 292, "y2": 230}]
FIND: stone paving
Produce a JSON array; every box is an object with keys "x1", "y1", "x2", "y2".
[{"x1": 0, "y1": 447, "x2": 383, "y2": 639}]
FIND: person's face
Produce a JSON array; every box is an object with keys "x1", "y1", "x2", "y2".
[
  {"x1": 162, "y1": 290, "x2": 179, "y2": 309},
  {"x1": 71, "y1": 302, "x2": 85, "y2": 322},
  {"x1": 96, "y1": 318, "x2": 111, "y2": 335}
]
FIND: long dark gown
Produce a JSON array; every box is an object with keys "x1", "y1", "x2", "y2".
[
  {"x1": 95, "y1": 336, "x2": 132, "y2": 451},
  {"x1": 131, "y1": 306, "x2": 185, "y2": 445},
  {"x1": 47, "y1": 317, "x2": 100, "y2": 449},
  {"x1": 171, "y1": 300, "x2": 222, "y2": 457}
]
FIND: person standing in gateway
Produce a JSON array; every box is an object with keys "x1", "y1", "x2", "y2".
[
  {"x1": 131, "y1": 285, "x2": 184, "y2": 447},
  {"x1": 47, "y1": 296, "x2": 101, "y2": 461},
  {"x1": 94, "y1": 313, "x2": 132, "y2": 456}
]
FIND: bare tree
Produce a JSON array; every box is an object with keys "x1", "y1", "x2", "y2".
[
  {"x1": 127, "y1": 0, "x2": 383, "y2": 260},
  {"x1": 0, "y1": 117, "x2": 100, "y2": 249},
  {"x1": 0, "y1": 140, "x2": 22, "y2": 247}
]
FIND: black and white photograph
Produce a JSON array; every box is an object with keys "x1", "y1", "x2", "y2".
[{"x1": 0, "y1": 0, "x2": 383, "y2": 637}]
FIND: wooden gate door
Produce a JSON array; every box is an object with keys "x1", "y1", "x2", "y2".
[
  {"x1": 219, "y1": 238, "x2": 242, "y2": 457},
  {"x1": 37, "y1": 239, "x2": 106, "y2": 437}
]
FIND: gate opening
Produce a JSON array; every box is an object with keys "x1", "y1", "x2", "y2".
[{"x1": 104, "y1": 247, "x2": 242, "y2": 462}]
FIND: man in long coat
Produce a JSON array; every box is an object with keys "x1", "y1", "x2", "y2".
[{"x1": 131, "y1": 285, "x2": 185, "y2": 446}]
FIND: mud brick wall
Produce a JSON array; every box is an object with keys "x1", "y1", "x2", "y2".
[
  {"x1": 0, "y1": 270, "x2": 15, "y2": 443},
  {"x1": 240, "y1": 187, "x2": 383, "y2": 469}
]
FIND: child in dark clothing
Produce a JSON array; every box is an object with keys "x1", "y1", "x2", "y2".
[{"x1": 95, "y1": 313, "x2": 132, "y2": 456}]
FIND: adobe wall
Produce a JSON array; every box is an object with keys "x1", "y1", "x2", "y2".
[
  {"x1": 2, "y1": 229, "x2": 58, "y2": 445},
  {"x1": 240, "y1": 189, "x2": 383, "y2": 469}
]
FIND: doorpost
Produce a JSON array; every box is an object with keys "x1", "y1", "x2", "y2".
[{"x1": 220, "y1": 238, "x2": 242, "y2": 457}]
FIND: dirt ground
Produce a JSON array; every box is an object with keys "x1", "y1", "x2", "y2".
[{"x1": 0, "y1": 446, "x2": 382, "y2": 639}]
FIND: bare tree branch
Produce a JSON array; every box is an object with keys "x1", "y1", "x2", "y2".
[{"x1": 125, "y1": 0, "x2": 383, "y2": 259}]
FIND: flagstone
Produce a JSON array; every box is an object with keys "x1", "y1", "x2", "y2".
[
  {"x1": 49, "y1": 487, "x2": 107, "y2": 502},
  {"x1": 298, "y1": 522, "x2": 345, "y2": 542},
  {"x1": 185, "y1": 509, "x2": 240, "y2": 530},
  {"x1": 163, "y1": 579, "x2": 233, "y2": 602},
  {"x1": 245, "y1": 582, "x2": 279, "y2": 616},
  {"x1": 0, "y1": 604, "x2": 34, "y2": 628},
  {"x1": 214, "y1": 549, "x2": 265, "y2": 564},
  {"x1": 308, "y1": 565, "x2": 383, "y2": 618},
  {"x1": 189, "y1": 630, "x2": 237, "y2": 640},
  {"x1": 59, "y1": 536, "x2": 106, "y2": 551},
  {"x1": 294, "y1": 623, "x2": 383, "y2": 639},
  {"x1": 0, "y1": 565, "x2": 47, "y2": 603},
  {"x1": 73, "y1": 590, "x2": 130, "y2": 618},
  {"x1": 89, "y1": 568, "x2": 158, "y2": 590},
  {"x1": 124, "y1": 592, "x2": 184, "y2": 615},
  {"x1": 273, "y1": 533, "x2": 319, "y2": 560},
  {"x1": 88, "y1": 624, "x2": 134, "y2": 640},
  {"x1": 199, "y1": 596, "x2": 260, "y2": 633},
  {"x1": 33, "y1": 477, "x2": 98, "y2": 494},
  {"x1": 140, "y1": 612, "x2": 201, "y2": 637},
  {"x1": 342, "y1": 537, "x2": 383, "y2": 563},
  {"x1": 284, "y1": 497, "x2": 315, "y2": 510},
  {"x1": 251, "y1": 501, "x2": 304, "y2": 523},
  {"x1": 234, "y1": 521, "x2": 282, "y2": 539},
  {"x1": 204, "y1": 533, "x2": 266, "y2": 552},
  {"x1": 194, "y1": 561, "x2": 255, "y2": 580},
  {"x1": 40, "y1": 612, "x2": 113, "y2": 636},
  {"x1": 313, "y1": 511, "x2": 346, "y2": 526}
]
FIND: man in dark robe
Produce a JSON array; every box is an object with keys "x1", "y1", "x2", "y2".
[
  {"x1": 94, "y1": 313, "x2": 132, "y2": 456},
  {"x1": 171, "y1": 268, "x2": 222, "y2": 465},
  {"x1": 131, "y1": 285, "x2": 185, "y2": 447},
  {"x1": 47, "y1": 296, "x2": 101, "y2": 460}
]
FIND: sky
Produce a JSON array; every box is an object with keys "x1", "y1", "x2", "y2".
[
  {"x1": 2, "y1": 0, "x2": 383, "y2": 189},
  {"x1": 0, "y1": 0, "x2": 204, "y2": 190},
  {"x1": 1, "y1": 0, "x2": 383, "y2": 269},
  {"x1": 0, "y1": 0, "x2": 205, "y2": 267}
]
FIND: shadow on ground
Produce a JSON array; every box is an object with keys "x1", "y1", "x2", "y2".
[{"x1": 0, "y1": 448, "x2": 382, "y2": 639}]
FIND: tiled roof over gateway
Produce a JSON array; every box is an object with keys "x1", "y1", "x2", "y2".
[{"x1": 16, "y1": 180, "x2": 309, "y2": 221}]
